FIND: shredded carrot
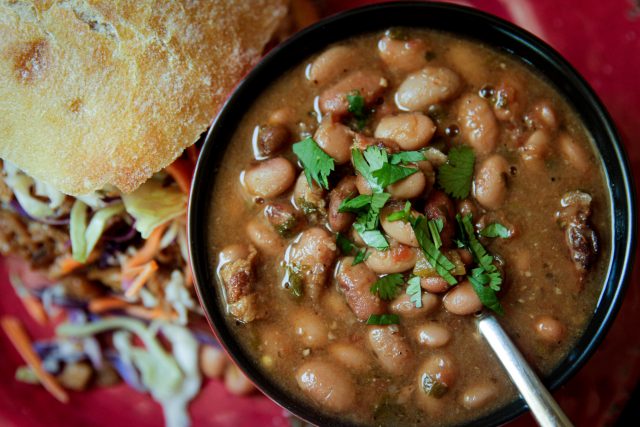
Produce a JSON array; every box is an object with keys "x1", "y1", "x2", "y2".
[
  {"x1": 124, "y1": 223, "x2": 168, "y2": 271},
  {"x1": 124, "y1": 305, "x2": 176, "y2": 321},
  {"x1": 165, "y1": 158, "x2": 193, "y2": 194},
  {"x1": 124, "y1": 261, "x2": 158, "y2": 299},
  {"x1": 88, "y1": 296, "x2": 129, "y2": 314},
  {"x1": 21, "y1": 296, "x2": 48, "y2": 326},
  {"x1": 291, "y1": 0, "x2": 320, "y2": 29},
  {"x1": 58, "y1": 256, "x2": 83, "y2": 275},
  {"x1": 1, "y1": 316, "x2": 69, "y2": 403},
  {"x1": 9, "y1": 274, "x2": 48, "y2": 325}
]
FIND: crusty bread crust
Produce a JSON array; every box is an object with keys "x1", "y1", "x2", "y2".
[{"x1": 0, "y1": 0, "x2": 287, "y2": 196}]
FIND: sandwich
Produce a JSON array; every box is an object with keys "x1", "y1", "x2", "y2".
[{"x1": 0, "y1": 1, "x2": 312, "y2": 425}]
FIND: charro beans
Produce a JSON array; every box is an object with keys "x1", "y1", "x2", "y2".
[
  {"x1": 307, "y1": 45, "x2": 361, "y2": 85},
  {"x1": 296, "y1": 361, "x2": 356, "y2": 412},
  {"x1": 395, "y1": 66, "x2": 462, "y2": 111},
  {"x1": 474, "y1": 154, "x2": 509, "y2": 210},
  {"x1": 378, "y1": 35, "x2": 429, "y2": 73},
  {"x1": 243, "y1": 157, "x2": 295, "y2": 198},
  {"x1": 368, "y1": 325, "x2": 413, "y2": 375},
  {"x1": 374, "y1": 112, "x2": 436, "y2": 150},
  {"x1": 457, "y1": 93, "x2": 498, "y2": 155},
  {"x1": 443, "y1": 281, "x2": 483, "y2": 315}
]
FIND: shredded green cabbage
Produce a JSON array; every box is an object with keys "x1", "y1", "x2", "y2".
[
  {"x1": 4, "y1": 162, "x2": 54, "y2": 218},
  {"x1": 122, "y1": 179, "x2": 187, "y2": 239},
  {"x1": 70, "y1": 200, "x2": 124, "y2": 262},
  {"x1": 57, "y1": 318, "x2": 200, "y2": 427}
]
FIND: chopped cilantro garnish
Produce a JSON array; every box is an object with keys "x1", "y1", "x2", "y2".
[
  {"x1": 428, "y1": 218, "x2": 444, "y2": 249},
  {"x1": 338, "y1": 194, "x2": 373, "y2": 212},
  {"x1": 366, "y1": 313, "x2": 400, "y2": 325},
  {"x1": 353, "y1": 222, "x2": 389, "y2": 250},
  {"x1": 390, "y1": 150, "x2": 426, "y2": 165},
  {"x1": 353, "y1": 248, "x2": 370, "y2": 265},
  {"x1": 387, "y1": 201, "x2": 412, "y2": 222},
  {"x1": 457, "y1": 214, "x2": 504, "y2": 315},
  {"x1": 437, "y1": 146, "x2": 475, "y2": 199},
  {"x1": 292, "y1": 137, "x2": 335, "y2": 190},
  {"x1": 411, "y1": 215, "x2": 457, "y2": 285},
  {"x1": 370, "y1": 273, "x2": 404, "y2": 300},
  {"x1": 353, "y1": 146, "x2": 419, "y2": 191},
  {"x1": 347, "y1": 90, "x2": 370, "y2": 130},
  {"x1": 284, "y1": 265, "x2": 304, "y2": 298},
  {"x1": 337, "y1": 232, "x2": 370, "y2": 265},
  {"x1": 406, "y1": 276, "x2": 422, "y2": 308},
  {"x1": 480, "y1": 223, "x2": 511, "y2": 238}
]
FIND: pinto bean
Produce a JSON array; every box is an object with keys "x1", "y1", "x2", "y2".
[
  {"x1": 368, "y1": 325, "x2": 413, "y2": 375},
  {"x1": 417, "y1": 354, "x2": 457, "y2": 391},
  {"x1": 457, "y1": 93, "x2": 498, "y2": 155},
  {"x1": 307, "y1": 46, "x2": 361, "y2": 86},
  {"x1": 420, "y1": 276, "x2": 451, "y2": 293},
  {"x1": 457, "y1": 199, "x2": 478, "y2": 219},
  {"x1": 291, "y1": 308, "x2": 329, "y2": 348},
  {"x1": 264, "y1": 203, "x2": 299, "y2": 237},
  {"x1": 328, "y1": 176, "x2": 358, "y2": 232},
  {"x1": 243, "y1": 157, "x2": 295, "y2": 198},
  {"x1": 255, "y1": 124, "x2": 291, "y2": 158},
  {"x1": 320, "y1": 70, "x2": 387, "y2": 116},
  {"x1": 374, "y1": 113, "x2": 436, "y2": 150},
  {"x1": 365, "y1": 244, "x2": 417, "y2": 274},
  {"x1": 534, "y1": 315, "x2": 566, "y2": 344},
  {"x1": 389, "y1": 292, "x2": 439, "y2": 318},
  {"x1": 268, "y1": 107, "x2": 296, "y2": 128},
  {"x1": 443, "y1": 281, "x2": 482, "y2": 315},
  {"x1": 526, "y1": 100, "x2": 558, "y2": 131},
  {"x1": 378, "y1": 35, "x2": 428, "y2": 73},
  {"x1": 424, "y1": 190, "x2": 455, "y2": 248},
  {"x1": 337, "y1": 258, "x2": 385, "y2": 321},
  {"x1": 380, "y1": 206, "x2": 419, "y2": 247},
  {"x1": 558, "y1": 133, "x2": 590, "y2": 174},
  {"x1": 314, "y1": 119, "x2": 355, "y2": 164},
  {"x1": 387, "y1": 170, "x2": 427, "y2": 200},
  {"x1": 288, "y1": 227, "x2": 337, "y2": 300},
  {"x1": 395, "y1": 66, "x2": 461, "y2": 111},
  {"x1": 474, "y1": 154, "x2": 509, "y2": 210},
  {"x1": 492, "y1": 77, "x2": 524, "y2": 122},
  {"x1": 246, "y1": 219, "x2": 285, "y2": 256},
  {"x1": 328, "y1": 343, "x2": 371, "y2": 371},
  {"x1": 444, "y1": 43, "x2": 489, "y2": 87},
  {"x1": 461, "y1": 383, "x2": 498, "y2": 409},
  {"x1": 416, "y1": 323, "x2": 451, "y2": 348},
  {"x1": 296, "y1": 361, "x2": 356, "y2": 412},
  {"x1": 293, "y1": 173, "x2": 327, "y2": 214},
  {"x1": 521, "y1": 129, "x2": 551, "y2": 163}
]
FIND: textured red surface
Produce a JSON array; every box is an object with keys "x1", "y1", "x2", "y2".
[{"x1": 1, "y1": 1, "x2": 638, "y2": 426}]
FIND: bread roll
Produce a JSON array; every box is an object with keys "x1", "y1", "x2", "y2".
[{"x1": 0, "y1": 0, "x2": 288, "y2": 196}]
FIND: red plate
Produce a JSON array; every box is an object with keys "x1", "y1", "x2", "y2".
[{"x1": 1, "y1": 0, "x2": 638, "y2": 426}]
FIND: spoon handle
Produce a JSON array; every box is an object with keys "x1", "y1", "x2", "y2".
[{"x1": 477, "y1": 313, "x2": 574, "y2": 427}]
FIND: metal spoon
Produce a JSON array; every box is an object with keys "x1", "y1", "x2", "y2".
[{"x1": 476, "y1": 312, "x2": 574, "y2": 427}]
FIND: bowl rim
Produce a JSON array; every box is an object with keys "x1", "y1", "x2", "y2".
[{"x1": 188, "y1": 2, "x2": 637, "y2": 426}]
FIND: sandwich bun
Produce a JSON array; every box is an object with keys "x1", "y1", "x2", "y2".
[{"x1": 0, "y1": 0, "x2": 288, "y2": 196}]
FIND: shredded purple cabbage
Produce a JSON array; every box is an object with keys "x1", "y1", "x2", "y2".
[
  {"x1": 193, "y1": 330, "x2": 220, "y2": 347},
  {"x1": 10, "y1": 199, "x2": 70, "y2": 226},
  {"x1": 83, "y1": 337, "x2": 103, "y2": 370},
  {"x1": 105, "y1": 350, "x2": 146, "y2": 392}
]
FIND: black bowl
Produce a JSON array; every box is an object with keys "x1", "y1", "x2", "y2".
[{"x1": 188, "y1": 2, "x2": 637, "y2": 426}]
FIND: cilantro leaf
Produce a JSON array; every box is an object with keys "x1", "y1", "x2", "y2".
[
  {"x1": 352, "y1": 148, "x2": 384, "y2": 193},
  {"x1": 390, "y1": 150, "x2": 426, "y2": 165},
  {"x1": 387, "y1": 201, "x2": 412, "y2": 222},
  {"x1": 366, "y1": 314, "x2": 400, "y2": 325},
  {"x1": 371, "y1": 163, "x2": 419, "y2": 188},
  {"x1": 336, "y1": 232, "x2": 356, "y2": 254},
  {"x1": 406, "y1": 276, "x2": 422, "y2": 308},
  {"x1": 363, "y1": 145, "x2": 388, "y2": 171},
  {"x1": 347, "y1": 90, "x2": 370, "y2": 130},
  {"x1": 370, "y1": 273, "x2": 404, "y2": 300},
  {"x1": 338, "y1": 194, "x2": 373, "y2": 213},
  {"x1": 428, "y1": 218, "x2": 444, "y2": 249},
  {"x1": 353, "y1": 222, "x2": 389, "y2": 250},
  {"x1": 411, "y1": 216, "x2": 457, "y2": 285},
  {"x1": 437, "y1": 146, "x2": 475, "y2": 199},
  {"x1": 456, "y1": 213, "x2": 504, "y2": 314},
  {"x1": 292, "y1": 137, "x2": 335, "y2": 190},
  {"x1": 364, "y1": 193, "x2": 390, "y2": 229},
  {"x1": 353, "y1": 248, "x2": 370, "y2": 265},
  {"x1": 480, "y1": 223, "x2": 511, "y2": 238}
]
